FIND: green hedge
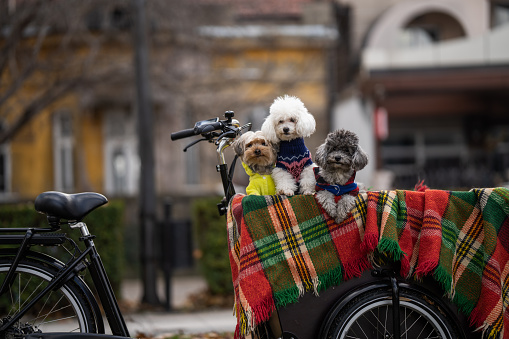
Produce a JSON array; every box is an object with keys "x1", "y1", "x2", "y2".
[
  {"x1": 0, "y1": 200, "x2": 125, "y2": 297},
  {"x1": 192, "y1": 197, "x2": 233, "y2": 296}
]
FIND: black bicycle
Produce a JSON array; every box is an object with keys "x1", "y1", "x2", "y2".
[
  {"x1": 0, "y1": 112, "x2": 248, "y2": 339},
  {"x1": 0, "y1": 191, "x2": 129, "y2": 339}
]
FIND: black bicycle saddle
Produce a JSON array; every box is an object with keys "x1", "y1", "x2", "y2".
[{"x1": 35, "y1": 191, "x2": 108, "y2": 221}]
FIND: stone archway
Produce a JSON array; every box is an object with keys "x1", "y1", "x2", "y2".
[{"x1": 364, "y1": 0, "x2": 488, "y2": 49}]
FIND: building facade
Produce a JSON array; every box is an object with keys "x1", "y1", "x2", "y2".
[
  {"x1": 2, "y1": 0, "x2": 508, "y2": 206},
  {"x1": 334, "y1": 0, "x2": 509, "y2": 190},
  {"x1": 0, "y1": 0, "x2": 340, "y2": 206}
]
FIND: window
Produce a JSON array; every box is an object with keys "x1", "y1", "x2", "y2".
[
  {"x1": 492, "y1": 3, "x2": 509, "y2": 27},
  {"x1": 104, "y1": 109, "x2": 139, "y2": 196},
  {"x1": 399, "y1": 12, "x2": 466, "y2": 47},
  {"x1": 381, "y1": 122, "x2": 473, "y2": 189},
  {"x1": 400, "y1": 27, "x2": 438, "y2": 47},
  {"x1": 53, "y1": 111, "x2": 74, "y2": 192},
  {"x1": 110, "y1": 6, "x2": 132, "y2": 30},
  {"x1": 0, "y1": 123, "x2": 10, "y2": 195}
]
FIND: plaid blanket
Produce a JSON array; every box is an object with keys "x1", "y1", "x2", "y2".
[{"x1": 226, "y1": 188, "x2": 509, "y2": 339}]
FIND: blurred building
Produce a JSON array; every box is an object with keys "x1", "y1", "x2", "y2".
[
  {"x1": 1, "y1": 0, "x2": 508, "y2": 206},
  {"x1": 334, "y1": 0, "x2": 509, "y2": 190},
  {"x1": 0, "y1": 0, "x2": 339, "y2": 205}
]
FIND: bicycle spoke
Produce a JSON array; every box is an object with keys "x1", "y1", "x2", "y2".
[
  {"x1": 364, "y1": 309, "x2": 389, "y2": 337},
  {"x1": 29, "y1": 303, "x2": 74, "y2": 326},
  {"x1": 384, "y1": 303, "x2": 389, "y2": 333},
  {"x1": 35, "y1": 289, "x2": 53, "y2": 324},
  {"x1": 415, "y1": 321, "x2": 428, "y2": 338},
  {"x1": 37, "y1": 293, "x2": 67, "y2": 328},
  {"x1": 355, "y1": 319, "x2": 369, "y2": 339},
  {"x1": 39, "y1": 314, "x2": 78, "y2": 325},
  {"x1": 368, "y1": 308, "x2": 389, "y2": 329},
  {"x1": 404, "y1": 306, "x2": 407, "y2": 339},
  {"x1": 9, "y1": 274, "x2": 45, "y2": 316},
  {"x1": 401, "y1": 314, "x2": 423, "y2": 337},
  {"x1": 419, "y1": 326, "x2": 441, "y2": 339}
]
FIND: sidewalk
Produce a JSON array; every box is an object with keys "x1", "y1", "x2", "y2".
[{"x1": 119, "y1": 275, "x2": 237, "y2": 337}]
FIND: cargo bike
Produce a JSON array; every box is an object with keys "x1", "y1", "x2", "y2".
[{"x1": 172, "y1": 112, "x2": 504, "y2": 339}]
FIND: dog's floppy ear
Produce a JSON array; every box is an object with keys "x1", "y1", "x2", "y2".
[
  {"x1": 296, "y1": 110, "x2": 316, "y2": 138},
  {"x1": 315, "y1": 143, "x2": 326, "y2": 168},
  {"x1": 352, "y1": 145, "x2": 368, "y2": 171},
  {"x1": 232, "y1": 132, "x2": 251, "y2": 156},
  {"x1": 261, "y1": 117, "x2": 279, "y2": 144}
]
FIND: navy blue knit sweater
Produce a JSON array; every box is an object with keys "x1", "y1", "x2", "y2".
[{"x1": 276, "y1": 138, "x2": 313, "y2": 181}]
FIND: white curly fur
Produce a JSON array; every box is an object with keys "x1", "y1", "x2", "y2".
[
  {"x1": 261, "y1": 95, "x2": 316, "y2": 196},
  {"x1": 261, "y1": 95, "x2": 316, "y2": 144}
]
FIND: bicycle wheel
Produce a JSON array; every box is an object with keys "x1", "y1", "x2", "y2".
[
  {"x1": 0, "y1": 257, "x2": 98, "y2": 337},
  {"x1": 324, "y1": 286, "x2": 462, "y2": 339}
]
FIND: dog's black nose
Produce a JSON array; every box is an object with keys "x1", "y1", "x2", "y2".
[
  {"x1": 255, "y1": 149, "x2": 261, "y2": 155},
  {"x1": 335, "y1": 155, "x2": 342, "y2": 162},
  {"x1": 283, "y1": 127, "x2": 290, "y2": 134}
]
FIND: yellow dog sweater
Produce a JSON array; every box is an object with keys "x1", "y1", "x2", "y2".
[{"x1": 242, "y1": 162, "x2": 276, "y2": 196}]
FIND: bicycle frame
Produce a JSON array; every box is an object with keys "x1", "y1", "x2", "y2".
[{"x1": 0, "y1": 223, "x2": 129, "y2": 337}]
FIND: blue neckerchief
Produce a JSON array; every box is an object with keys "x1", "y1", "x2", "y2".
[{"x1": 315, "y1": 182, "x2": 358, "y2": 196}]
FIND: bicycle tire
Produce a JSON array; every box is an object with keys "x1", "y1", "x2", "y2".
[
  {"x1": 324, "y1": 286, "x2": 462, "y2": 339},
  {"x1": 0, "y1": 256, "x2": 99, "y2": 337}
]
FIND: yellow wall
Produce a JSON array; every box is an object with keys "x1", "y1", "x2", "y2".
[
  {"x1": 8, "y1": 94, "x2": 105, "y2": 199},
  {"x1": 78, "y1": 109, "x2": 104, "y2": 193},
  {"x1": 10, "y1": 109, "x2": 54, "y2": 198}
]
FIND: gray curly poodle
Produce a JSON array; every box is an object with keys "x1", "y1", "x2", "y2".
[{"x1": 313, "y1": 129, "x2": 368, "y2": 223}]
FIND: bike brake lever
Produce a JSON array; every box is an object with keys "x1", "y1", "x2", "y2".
[
  {"x1": 183, "y1": 138, "x2": 207, "y2": 152},
  {"x1": 214, "y1": 131, "x2": 237, "y2": 145},
  {"x1": 240, "y1": 122, "x2": 252, "y2": 132}
]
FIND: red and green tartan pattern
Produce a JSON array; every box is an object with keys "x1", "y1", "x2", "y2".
[{"x1": 227, "y1": 188, "x2": 509, "y2": 339}]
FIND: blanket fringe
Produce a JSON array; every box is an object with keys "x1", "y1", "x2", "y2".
[
  {"x1": 312, "y1": 276, "x2": 320, "y2": 296},
  {"x1": 317, "y1": 265, "x2": 343, "y2": 293},
  {"x1": 469, "y1": 307, "x2": 486, "y2": 330},
  {"x1": 400, "y1": 257, "x2": 411, "y2": 278},
  {"x1": 478, "y1": 324, "x2": 500, "y2": 339},
  {"x1": 361, "y1": 233, "x2": 379, "y2": 253},
  {"x1": 377, "y1": 237, "x2": 404, "y2": 260},
  {"x1": 415, "y1": 259, "x2": 438, "y2": 278},
  {"x1": 343, "y1": 257, "x2": 372, "y2": 280},
  {"x1": 274, "y1": 285, "x2": 301, "y2": 308},
  {"x1": 469, "y1": 307, "x2": 503, "y2": 339},
  {"x1": 432, "y1": 265, "x2": 452, "y2": 294},
  {"x1": 452, "y1": 291, "x2": 476, "y2": 316},
  {"x1": 236, "y1": 295, "x2": 277, "y2": 339}
]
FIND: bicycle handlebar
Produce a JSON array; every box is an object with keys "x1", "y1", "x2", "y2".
[
  {"x1": 170, "y1": 119, "x2": 225, "y2": 141},
  {"x1": 170, "y1": 128, "x2": 196, "y2": 140},
  {"x1": 170, "y1": 111, "x2": 251, "y2": 215}
]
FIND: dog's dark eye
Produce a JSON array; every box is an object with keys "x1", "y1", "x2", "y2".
[
  {"x1": 290, "y1": 118, "x2": 296, "y2": 123},
  {"x1": 261, "y1": 141, "x2": 266, "y2": 146},
  {"x1": 246, "y1": 143, "x2": 252, "y2": 148},
  {"x1": 278, "y1": 120, "x2": 284, "y2": 124}
]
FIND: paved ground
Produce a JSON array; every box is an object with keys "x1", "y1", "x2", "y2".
[{"x1": 119, "y1": 275, "x2": 236, "y2": 337}]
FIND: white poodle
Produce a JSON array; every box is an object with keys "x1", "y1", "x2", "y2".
[{"x1": 261, "y1": 95, "x2": 316, "y2": 196}]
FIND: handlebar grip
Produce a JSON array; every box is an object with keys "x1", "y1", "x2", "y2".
[
  {"x1": 171, "y1": 128, "x2": 196, "y2": 140},
  {"x1": 198, "y1": 121, "x2": 222, "y2": 133}
]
